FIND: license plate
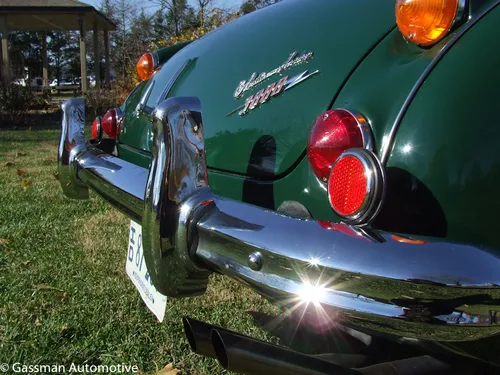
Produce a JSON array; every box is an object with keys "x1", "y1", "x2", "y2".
[{"x1": 126, "y1": 220, "x2": 167, "y2": 322}]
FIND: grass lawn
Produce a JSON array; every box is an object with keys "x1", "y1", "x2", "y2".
[{"x1": 0, "y1": 126, "x2": 279, "y2": 374}]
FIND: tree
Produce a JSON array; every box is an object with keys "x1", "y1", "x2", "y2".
[
  {"x1": 47, "y1": 31, "x2": 79, "y2": 83},
  {"x1": 196, "y1": 0, "x2": 215, "y2": 27},
  {"x1": 8, "y1": 32, "x2": 43, "y2": 80},
  {"x1": 239, "y1": 0, "x2": 280, "y2": 15}
]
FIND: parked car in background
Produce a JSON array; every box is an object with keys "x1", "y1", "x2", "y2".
[
  {"x1": 58, "y1": 0, "x2": 500, "y2": 373},
  {"x1": 59, "y1": 78, "x2": 76, "y2": 86},
  {"x1": 30, "y1": 77, "x2": 43, "y2": 88},
  {"x1": 12, "y1": 78, "x2": 26, "y2": 86},
  {"x1": 88, "y1": 75, "x2": 96, "y2": 88}
]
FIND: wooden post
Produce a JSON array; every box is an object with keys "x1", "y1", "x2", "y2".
[
  {"x1": 103, "y1": 28, "x2": 110, "y2": 86},
  {"x1": 42, "y1": 31, "x2": 48, "y2": 87},
  {"x1": 92, "y1": 22, "x2": 100, "y2": 88},
  {"x1": 79, "y1": 15, "x2": 88, "y2": 93},
  {"x1": 0, "y1": 16, "x2": 9, "y2": 84}
]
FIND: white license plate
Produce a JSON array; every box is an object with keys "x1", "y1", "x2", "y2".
[{"x1": 126, "y1": 220, "x2": 167, "y2": 322}]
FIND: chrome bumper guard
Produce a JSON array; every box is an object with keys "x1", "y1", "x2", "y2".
[{"x1": 59, "y1": 97, "x2": 500, "y2": 342}]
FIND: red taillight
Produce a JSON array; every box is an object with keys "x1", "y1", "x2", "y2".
[
  {"x1": 328, "y1": 155, "x2": 367, "y2": 216},
  {"x1": 307, "y1": 109, "x2": 369, "y2": 182},
  {"x1": 327, "y1": 149, "x2": 385, "y2": 225},
  {"x1": 101, "y1": 108, "x2": 118, "y2": 138},
  {"x1": 91, "y1": 117, "x2": 101, "y2": 140}
]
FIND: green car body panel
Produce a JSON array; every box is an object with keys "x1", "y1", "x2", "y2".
[
  {"x1": 117, "y1": 0, "x2": 500, "y2": 251},
  {"x1": 118, "y1": 0, "x2": 396, "y2": 177},
  {"x1": 383, "y1": 2, "x2": 500, "y2": 250}
]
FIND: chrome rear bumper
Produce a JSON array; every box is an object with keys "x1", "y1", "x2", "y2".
[{"x1": 59, "y1": 97, "x2": 500, "y2": 342}]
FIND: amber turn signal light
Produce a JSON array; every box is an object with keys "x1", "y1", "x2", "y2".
[
  {"x1": 136, "y1": 52, "x2": 155, "y2": 81},
  {"x1": 396, "y1": 0, "x2": 464, "y2": 46}
]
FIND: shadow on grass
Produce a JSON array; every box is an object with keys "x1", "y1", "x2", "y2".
[
  {"x1": 0, "y1": 127, "x2": 61, "y2": 144},
  {"x1": 0, "y1": 110, "x2": 62, "y2": 130}
]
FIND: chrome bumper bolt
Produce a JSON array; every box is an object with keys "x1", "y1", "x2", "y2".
[{"x1": 248, "y1": 252, "x2": 263, "y2": 271}]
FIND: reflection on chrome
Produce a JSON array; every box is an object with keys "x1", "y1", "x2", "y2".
[
  {"x1": 297, "y1": 281, "x2": 328, "y2": 306},
  {"x1": 307, "y1": 256, "x2": 321, "y2": 267},
  {"x1": 436, "y1": 311, "x2": 498, "y2": 325}
]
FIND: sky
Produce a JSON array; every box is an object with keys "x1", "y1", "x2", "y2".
[{"x1": 83, "y1": 0, "x2": 243, "y2": 13}]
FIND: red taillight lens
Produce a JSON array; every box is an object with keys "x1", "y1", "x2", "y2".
[
  {"x1": 92, "y1": 119, "x2": 98, "y2": 139},
  {"x1": 327, "y1": 149, "x2": 385, "y2": 225},
  {"x1": 328, "y1": 155, "x2": 367, "y2": 216},
  {"x1": 91, "y1": 117, "x2": 101, "y2": 140},
  {"x1": 101, "y1": 108, "x2": 118, "y2": 138},
  {"x1": 307, "y1": 109, "x2": 367, "y2": 182}
]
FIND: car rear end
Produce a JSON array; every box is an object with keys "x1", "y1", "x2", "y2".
[{"x1": 58, "y1": 0, "x2": 500, "y2": 371}]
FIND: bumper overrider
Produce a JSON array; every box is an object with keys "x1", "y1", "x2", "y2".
[{"x1": 59, "y1": 97, "x2": 500, "y2": 343}]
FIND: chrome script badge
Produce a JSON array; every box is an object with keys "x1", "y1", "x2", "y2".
[
  {"x1": 234, "y1": 51, "x2": 314, "y2": 98},
  {"x1": 227, "y1": 70, "x2": 320, "y2": 117}
]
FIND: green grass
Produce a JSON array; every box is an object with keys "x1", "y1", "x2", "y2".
[{"x1": 0, "y1": 127, "x2": 278, "y2": 374}]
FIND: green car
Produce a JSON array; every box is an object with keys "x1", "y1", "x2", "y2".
[{"x1": 58, "y1": 0, "x2": 500, "y2": 372}]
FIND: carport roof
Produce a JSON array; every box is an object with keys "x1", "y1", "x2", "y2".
[{"x1": 0, "y1": 0, "x2": 117, "y2": 31}]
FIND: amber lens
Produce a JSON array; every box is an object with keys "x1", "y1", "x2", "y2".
[
  {"x1": 136, "y1": 53, "x2": 155, "y2": 81},
  {"x1": 396, "y1": 0, "x2": 460, "y2": 45}
]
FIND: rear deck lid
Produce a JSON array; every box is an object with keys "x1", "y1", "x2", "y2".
[{"x1": 120, "y1": 0, "x2": 395, "y2": 178}]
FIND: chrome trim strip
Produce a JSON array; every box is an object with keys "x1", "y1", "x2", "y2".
[
  {"x1": 381, "y1": 0, "x2": 500, "y2": 165},
  {"x1": 135, "y1": 80, "x2": 155, "y2": 115},
  {"x1": 156, "y1": 59, "x2": 192, "y2": 105}
]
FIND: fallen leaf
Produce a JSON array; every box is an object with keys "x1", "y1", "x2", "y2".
[
  {"x1": 15, "y1": 151, "x2": 27, "y2": 157},
  {"x1": 53, "y1": 292, "x2": 68, "y2": 302},
  {"x1": 17, "y1": 169, "x2": 28, "y2": 177},
  {"x1": 0, "y1": 238, "x2": 8, "y2": 249},
  {"x1": 20, "y1": 179, "x2": 31, "y2": 191},
  {"x1": 43, "y1": 157, "x2": 56, "y2": 163},
  {"x1": 144, "y1": 363, "x2": 180, "y2": 375},
  {"x1": 4, "y1": 161, "x2": 15, "y2": 167}
]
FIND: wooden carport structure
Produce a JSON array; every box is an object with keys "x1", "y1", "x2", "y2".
[{"x1": 0, "y1": 0, "x2": 116, "y2": 93}]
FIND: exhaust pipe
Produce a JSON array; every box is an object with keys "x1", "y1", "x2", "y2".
[
  {"x1": 182, "y1": 317, "x2": 250, "y2": 359},
  {"x1": 184, "y1": 317, "x2": 454, "y2": 375},
  {"x1": 211, "y1": 328, "x2": 359, "y2": 375},
  {"x1": 183, "y1": 317, "x2": 218, "y2": 358}
]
